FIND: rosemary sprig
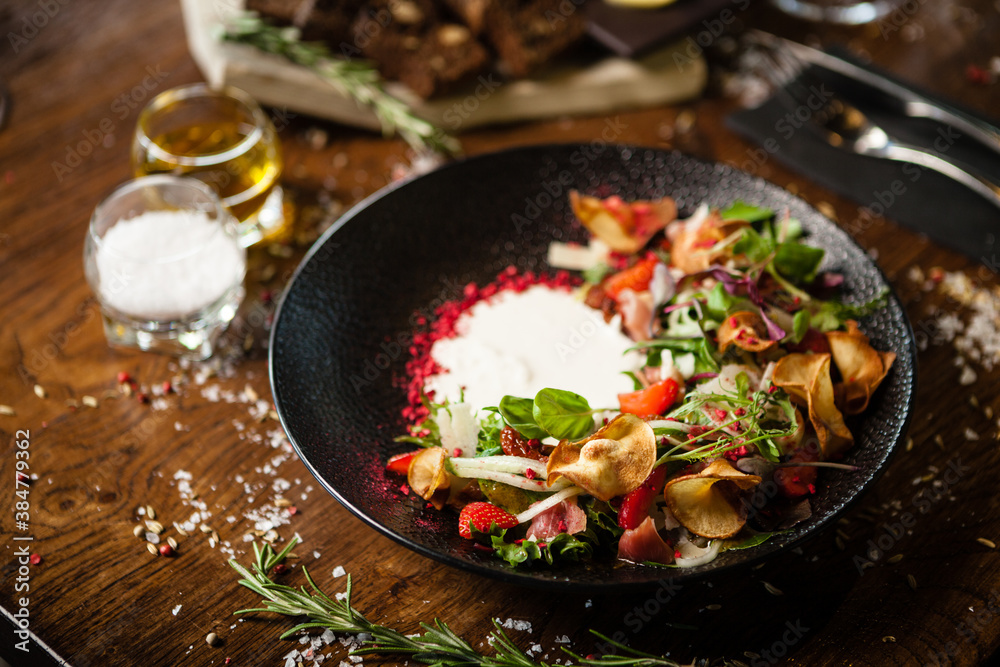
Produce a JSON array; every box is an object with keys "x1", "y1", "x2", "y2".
[
  {"x1": 228, "y1": 538, "x2": 696, "y2": 667},
  {"x1": 220, "y1": 13, "x2": 461, "y2": 156}
]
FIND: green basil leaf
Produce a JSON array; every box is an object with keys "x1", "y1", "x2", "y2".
[
  {"x1": 498, "y1": 395, "x2": 548, "y2": 440},
  {"x1": 773, "y1": 242, "x2": 825, "y2": 284},
  {"x1": 532, "y1": 388, "x2": 595, "y2": 440},
  {"x1": 724, "y1": 531, "x2": 777, "y2": 551},
  {"x1": 720, "y1": 200, "x2": 774, "y2": 223}
]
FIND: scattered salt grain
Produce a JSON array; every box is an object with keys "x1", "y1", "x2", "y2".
[
  {"x1": 554, "y1": 635, "x2": 571, "y2": 643},
  {"x1": 959, "y1": 366, "x2": 978, "y2": 385},
  {"x1": 172, "y1": 604, "x2": 182, "y2": 616},
  {"x1": 332, "y1": 566, "x2": 346, "y2": 578},
  {"x1": 964, "y1": 427, "x2": 980, "y2": 441},
  {"x1": 500, "y1": 619, "x2": 532, "y2": 632}
]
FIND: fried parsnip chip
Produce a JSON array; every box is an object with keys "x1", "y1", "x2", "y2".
[
  {"x1": 772, "y1": 353, "x2": 853, "y2": 459},
  {"x1": 546, "y1": 414, "x2": 656, "y2": 501},
  {"x1": 407, "y1": 447, "x2": 450, "y2": 510},
  {"x1": 663, "y1": 459, "x2": 762, "y2": 539},
  {"x1": 717, "y1": 310, "x2": 778, "y2": 354},
  {"x1": 569, "y1": 190, "x2": 676, "y2": 255},
  {"x1": 825, "y1": 320, "x2": 896, "y2": 415},
  {"x1": 670, "y1": 213, "x2": 749, "y2": 274}
]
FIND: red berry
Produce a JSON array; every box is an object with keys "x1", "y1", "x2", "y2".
[
  {"x1": 159, "y1": 544, "x2": 174, "y2": 557},
  {"x1": 29, "y1": 553, "x2": 42, "y2": 565},
  {"x1": 162, "y1": 381, "x2": 172, "y2": 394},
  {"x1": 457, "y1": 502, "x2": 519, "y2": 539},
  {"x1": 117, "y1": 371, "x2": 131, "y2": 384},
  {"x1": 272, "y1": 563, "x2": 288, "y2": 575}
]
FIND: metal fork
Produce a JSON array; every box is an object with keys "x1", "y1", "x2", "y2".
[{"x1": 754, "y1": 42, "x2": 1000, "y2": 210}]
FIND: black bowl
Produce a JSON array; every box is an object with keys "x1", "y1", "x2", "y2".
[{"x1": 269, "y1": 144, "x2": 916, "y2": 591}]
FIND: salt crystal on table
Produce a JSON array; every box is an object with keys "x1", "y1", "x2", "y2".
[
  {"x1": 94, "y1": 210, "x2": 245, "y2": 320},
  {"x1": 332, "y1": 566, "x2": 346, "y2": 578}
]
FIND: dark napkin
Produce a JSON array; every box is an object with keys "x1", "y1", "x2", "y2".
[{"x1": 727, "y1": 48, "x2": 1000, "y2": 264}]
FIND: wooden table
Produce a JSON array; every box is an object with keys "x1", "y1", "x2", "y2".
[{"x1": 2, "y1": 1, "x2": 999, "y2": 665}]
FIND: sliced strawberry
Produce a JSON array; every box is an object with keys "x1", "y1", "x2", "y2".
[
  {"x1": 618, "y1": 378, "x2": 680, "y2": 417},
  {"x1": 386, "y1": 450, "x2": 422, "y2": 475},
  {"x1": 617, "y1": 465, "x2": 669, "y2": 530},
  {"x1": 458, "y1": 502, "x2": 519, "y2": 539},
  {"x1": 774, "y1": 445, "x2": 819, "y2": 499},
  {"x1": 602, "y1": 255, "x2": 660, "y2": 300}
]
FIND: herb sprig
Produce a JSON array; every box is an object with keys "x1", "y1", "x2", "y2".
[
  {"x1": 229, "y1": 538, "x2": 701, "y2": 666},
  {"x1": 221, "y1": 13, "x2": 460, "y2": 156}
]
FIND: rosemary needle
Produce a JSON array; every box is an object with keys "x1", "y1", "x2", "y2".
[
  {"x1": 228, "y1": 538, "x2": 697, "y2": 667},
  {"x1": 220, "y1": 13, "x2": 461, "y2": 157}
]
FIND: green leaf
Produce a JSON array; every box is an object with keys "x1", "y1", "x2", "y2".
[
  {"x1": 721, "y1": 200, "x2": 774, "y2": 223},
  {"x1": 773, "y1": 242, "x2": 825, "y2": 284},
  {"x1": 733, "y1": 227, "x2": 774, "y2": 263},
  {"x1": 475, "y1": 409, "x2": 507, "y2": 456},
  {"x1": 724, "y1": 531, "x2": 778, "y2": 551},
  {"x1": 791, "y1": 309, "x2": 811, "y2": 344},
  {"x1": 498, "y1": 396, "x2": 548, "y2": 440},
  {"x1": 622, "y1": 371, "x2": 644, "y2": 392},
  {"x1": 532, "y1": 388, "x2": 596, "y2": 440},
  {"x1": 808, "y1": 289, "x2": 889, "y2": 332},
  {"x1": 583, "y1": 262, "x2": 612, "y2": 284},
  {"x1": 627, "y1": 337, "x2": 719, "y2": 373},
  {"x1": 704, "y1": 282, "x2": 738, "y2": 321}
]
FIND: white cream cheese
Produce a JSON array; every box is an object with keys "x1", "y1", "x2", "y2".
[{"x1": 424, "y1": 285, "x2": 642, "y2": 410}]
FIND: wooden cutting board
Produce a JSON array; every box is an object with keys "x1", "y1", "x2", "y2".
[{"x1": 181, "y1": 0, "x2": 707, "y2": 132}]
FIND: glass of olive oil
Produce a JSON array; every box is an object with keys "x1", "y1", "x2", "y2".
[{"x1": 132, "y1": 84, "x2": 284, "y2": 247}]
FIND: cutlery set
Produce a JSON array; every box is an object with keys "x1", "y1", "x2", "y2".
[{"x1": 750, "y1": 31, "x2": 1000, "y2": 211}]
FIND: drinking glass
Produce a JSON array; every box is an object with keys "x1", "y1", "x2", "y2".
[
  {"x1": 770, "y1": 0, "x2": 902, "y2": 24},
  {"x1": 132, "y1": 83, "x2": 285, "y2": 247},
  {"x1": 84, "y1": 175, "x2": 247, "y2": 360}
]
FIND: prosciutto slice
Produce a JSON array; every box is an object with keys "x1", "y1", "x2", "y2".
[
  {"x1": 617, "y1": 516, "x2": 674, "y2": 565},
  {"x1": 525, "y1": 499, "x2": 587, "y2": 542}
]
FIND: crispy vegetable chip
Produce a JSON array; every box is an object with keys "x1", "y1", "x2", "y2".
[
  {"x1": 717, "y1": 310, "x2": 778, "y2": 354},
  {"x1": 407, "y1": 447, "x2": 450, "y2": 510},
  {"x1": 569, "y1": 190, "x2": 676, "y2": 254},
  {"x1": 670, "y1": 213, "x2": 748, "y2": 274},
  {"x1": 772, "y1": 353, "x2": 853, "y2": 458},
  {"x1": 825, "y1": 320, "x2": 896, "y2": 415},
  {"x1": 546, "y1": 414, "x2": 656, "y2": 501},
  {"x1": 663, "y1": 459, "x2": 762, "y2": 539}
]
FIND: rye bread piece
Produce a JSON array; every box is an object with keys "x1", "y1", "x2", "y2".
[
  {"x1": 293, "y1": 0, "x2": 364, "y2": 43},
  {"x1": 483, "y1": 0, "x2": 586, "y2": 78},
  {"x1": 245, "y1": 0, "x2": 303, "y2": 25},
  {"x1": 352, "y1": 0, "x2": 490, "y2": 98}
]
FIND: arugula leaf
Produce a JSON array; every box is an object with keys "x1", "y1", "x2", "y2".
[
  {"x1": 532, "y1": 388, "x2": 596, "y2": 440},
  {"x1": 491, "y1": 531, "x2": 594, "y2": 567},
  {"x1": 476, "y1": 408, "x2": 507, "y2": 456},
  {"x1": 733, "y1": 227, "x2": 773, "y2": 263},
  {"x1": 721, "y1": 201, "x2": 774, "y2": 223},
  {"x1": 773, "y1": 242, "x2": 824, "y2": 284},
  {"x1": 704, "y1": 282, "x2": 738, "y2": 321},
  {"x1": 808, "y1": 288, "x2": 889, "y2": 332},
  {"x1": 629, "y1": 337, "x2": 719, "y2": 374},
  {"x1": 622, "y1": 371, "x2": 644, "y2": 392},
  {"x1": 580, "y1": 497, "x2": 624, "y2": 544},
  {"x1": 498, "y1": 396, "x2": 548, "y2": 440},
  {"x1": 790, "y1": 309, "x2": 811, "y2": 344}
]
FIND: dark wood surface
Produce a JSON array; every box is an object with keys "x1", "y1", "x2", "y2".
[{"x1": 2, "y1": 1, "x2": 1000, "y2": 665}]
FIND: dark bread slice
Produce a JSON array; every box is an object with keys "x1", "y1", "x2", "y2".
[
  {"x1": 353, "y1": 0, "x2": 490, "y2": 98},
  {"x1": 245, "y1": 0, "x2": 304, "y2": 25},
  {"x1": 483, "y1": 0, "x2": 586, "y2": 78}
]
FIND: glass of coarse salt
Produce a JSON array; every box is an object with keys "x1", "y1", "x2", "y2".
[{"x1": 84, "y1": 175, "x2": 246, "y2": 360}]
